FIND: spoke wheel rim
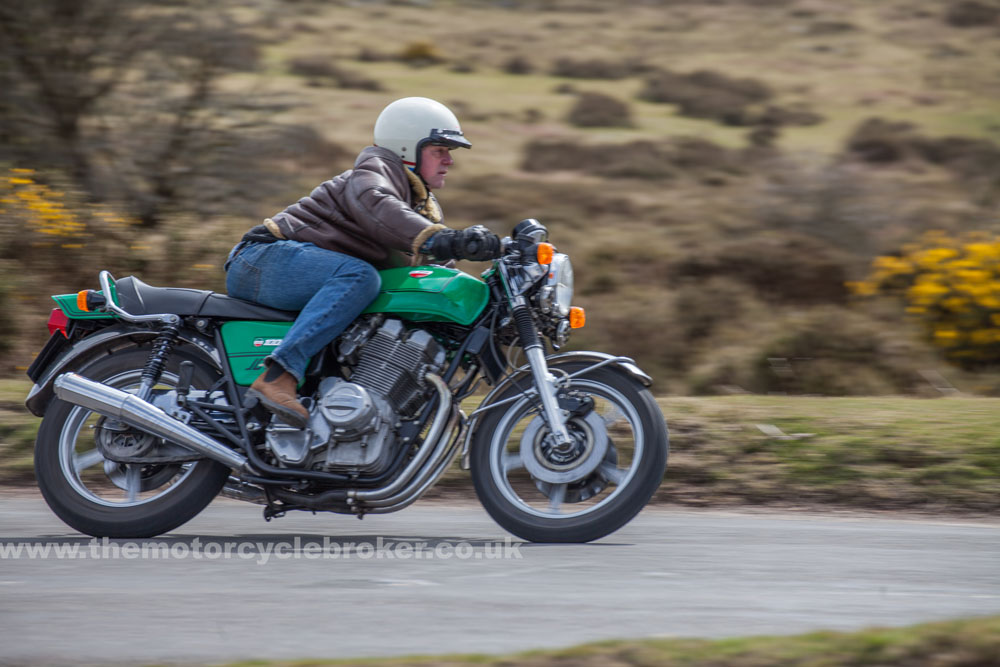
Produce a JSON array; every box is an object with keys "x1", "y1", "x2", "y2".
[
  {"x1": 488, "y1": 379, "x2": 644, "y2": 520},
  {"x1": 57, "y1": 368, "x2": 198, "y2": 508}
]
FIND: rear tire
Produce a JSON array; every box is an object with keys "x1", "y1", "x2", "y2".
[{"x1": 34, "y1": 346, "x2": 231, "y2": 538}]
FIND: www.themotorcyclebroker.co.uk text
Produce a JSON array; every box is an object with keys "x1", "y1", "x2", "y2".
[{"x1": 1, "y1": 536, "x2": 524, "y2": 565}]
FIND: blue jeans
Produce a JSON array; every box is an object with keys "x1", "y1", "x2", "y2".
[{"x1": 225, "y1": 240, "x2": 381, "y2": 381}]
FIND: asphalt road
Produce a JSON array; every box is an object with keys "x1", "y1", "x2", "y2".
[{"x1": 1, "y1": 493, "x2": 998, "y2": 665}]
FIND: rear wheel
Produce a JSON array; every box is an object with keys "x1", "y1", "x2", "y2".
[
  {"x1": 34, "y1": 346, "x2": 231, "y2": 538},
  {"x1": 470, "y1": 363, "x2": 668, "y2": 543}
]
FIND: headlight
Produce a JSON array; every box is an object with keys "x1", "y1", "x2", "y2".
[{"x1": 542, "y1": 253, "x2": 573, "y2": 317}]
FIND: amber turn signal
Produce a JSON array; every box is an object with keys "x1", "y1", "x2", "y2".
[
  {"x1": 536, "y1": 242, "x2": 554, "y2": 265},
  {"x1": 569, "y1": 306, "x2": 585, "y2": 329},
  {"x1": 76, "y1": 290, "x2": 91, "y2": 312}
]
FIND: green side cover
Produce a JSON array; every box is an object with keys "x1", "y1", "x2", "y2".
[
  {"x1": 220, "y1": 321, "x2": 294, "y2": 386},
  {"x1": 363, "y1": 266, "x2": 488, "y2": 325}
]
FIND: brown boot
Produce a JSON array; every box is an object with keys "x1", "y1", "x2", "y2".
[{"x1": 248, "y1": 364, "x2": 309, "y2": 428}]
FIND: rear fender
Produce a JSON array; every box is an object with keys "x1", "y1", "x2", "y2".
[{"x1": 24, "y1": 323, "x2": 221, "y2": 417}]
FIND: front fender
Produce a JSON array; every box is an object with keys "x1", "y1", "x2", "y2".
[
  {"x1": 542, "y1": 351, "x2": 652, "y2": 387},
  {"x1": 459, "y1": 351, "x2": 653, "y2": 469},
  {"x1": 24, "y1": 323, "x2": 221, "y2": 417},
  {"x1": 481, "y1": 352, "x2": 652, "y2": 404}
]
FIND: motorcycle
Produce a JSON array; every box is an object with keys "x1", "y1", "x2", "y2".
[{"x1": 24, "y1": 219, "x2": 668, "y2": 543}]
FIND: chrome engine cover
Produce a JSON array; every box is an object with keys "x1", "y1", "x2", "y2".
[
  {"x1": 264, "y1": 378, "x2": 395, "y2": 474},
  {"x1": 316, "y1": 378, "x2": 396, "y2": 473}
]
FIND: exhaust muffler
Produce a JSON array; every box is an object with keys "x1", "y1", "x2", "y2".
[{"x1": 53, "y1": 372, "x2": 249, "y2": 471}]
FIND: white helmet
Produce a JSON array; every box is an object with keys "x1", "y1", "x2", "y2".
[{"x1": 373, "y1": 97, "x2": 471, "y2": 170}]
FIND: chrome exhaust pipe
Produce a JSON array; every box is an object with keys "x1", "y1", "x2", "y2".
[
  {"x1": 350, "y1": 373, "x2": 452, "y2": 503},
  {"x1": 364, "y1": 410, "x2": 463, "y2": 512},
  {"x1": 221, "y1": 476, "x2": 267, "y2": 505},
  {"x1": 53, "y1": 372, "x2": 249, "y2": 471}
]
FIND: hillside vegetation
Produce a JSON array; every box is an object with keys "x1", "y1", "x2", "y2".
[{"x1": 2, "y1": 0, "x2": 1000, "y2": 395}]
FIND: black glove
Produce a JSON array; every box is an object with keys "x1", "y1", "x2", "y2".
[{"x1": 424, "y1": 225, "x2": 501, "y2": 261}]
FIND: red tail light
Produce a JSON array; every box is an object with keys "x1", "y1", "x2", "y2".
[{"x1": 47, "y1": 308, "x2": 69, "y2": 338}]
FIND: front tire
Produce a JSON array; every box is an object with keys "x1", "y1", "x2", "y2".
[
  {"x1": 470, "y1": 363, "x2": 668, "y2": 543},
  {"x1": 34, "y1": 346, "x2": 231, "y2": 538}
]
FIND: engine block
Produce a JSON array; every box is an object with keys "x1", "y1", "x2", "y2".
[
  {"x1": 344, "y1": 318, "x2": 446, "y2": 418},
  {"x1": 264, "y1": 318, "x2": 448, "y2": 475}
]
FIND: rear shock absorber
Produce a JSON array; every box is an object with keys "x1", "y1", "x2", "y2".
[{"x1": 136, "y1": 324, "x2": 180, "y2": 401}]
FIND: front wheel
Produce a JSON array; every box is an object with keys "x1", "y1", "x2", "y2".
[
  {"x1": 470, "y1": 362, "x2": 668, "y2": 543},
  {"x1": 34, "y1": 346, "x2": 231, "y2": 538}
]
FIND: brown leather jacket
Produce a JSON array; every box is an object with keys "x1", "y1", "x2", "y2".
[{"x1": 266, "y1": 146, "x2": 445, "y2": 268}]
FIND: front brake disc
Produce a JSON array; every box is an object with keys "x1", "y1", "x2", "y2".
[
  {"x1": 519, "y1": 409, "x2": 609, "y2": 485},
  {"x1": 535, "y1": 442, "x2": 618, "y2": 503}
]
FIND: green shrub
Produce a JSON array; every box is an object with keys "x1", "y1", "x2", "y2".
[
  {"x1": 566, "y1": 92, "x2": 633, "y2": 128},
  {"x1": 846, "y1": 118, "x2": 1000, "y2": 170},
  {"x1": 756, "y1": 105, "x2": 824, "y2": 127},
  {"x1": 521, "y1": 138, "x2": 739, "y2": 180},
  {"x1": 288, "y1": 57, "x2": 383, "y2": 90},
  {"x1": 638, "y1": 68, "x2": 773, "y2": 126},
  {"x1": 551, "y1": 57, "x2": 629, "y2": 79},
  {"x1": 807, "y1": 20, "x2": 857, "y2": 35},
  {"x1": 750, "y1": 308, "x2": 931, "y2": 395},
  {"x1": 844, "y1": 118, "x2": 1000, "y2": 203},
  {"x1": 502, "y1": 56, "x2": 533, "y2": 74},
  {"x1": 945, "y1": 1, "x2": 1000, "y2": 27},
  {"x1": 398, "y1": 41, "x2": 446, "y2": 66},
  {"x1": 749, "y1": 157, "x2": 892, "y2": 257},
  {"x1": 691, "y1": 308, "x2": 934, "y2": 395},
  {"x1": 672, "y1": 277, "x2": 757, "y2": 343},
  {"x1": 670, "y1": 235, "x2": 851, "y2": 305},
  {"x1": 845, "y1": 118, "x2": 921, "y2": 163},
  {"x1": 287, "y1": 56, "x2": 339, "y2": 79},
  {"x1": 356, "y1": 47, "x2": 389, "y2": 62}
]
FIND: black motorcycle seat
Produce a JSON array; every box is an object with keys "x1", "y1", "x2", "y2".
[{"x1": 114, "y1": 276, "x2": 297, "y2": 322}]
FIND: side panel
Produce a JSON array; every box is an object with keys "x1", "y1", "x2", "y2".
[
  {"x1": 51, "y1": 293, "x2": 115, "y2": 321},
  {"x1": 363, "y1": 266, "x2": 489, "y2": 325},
  {"x1": 52, "y1": 280, "x2": 118, "y2": 320},
  {"x1": 220, "y1": 321, "x2": 294, "y2": 386}
]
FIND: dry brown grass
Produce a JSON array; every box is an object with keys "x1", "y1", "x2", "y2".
[{"x1": 5, "y1": 0, "x2": 1000, "y2": 393}]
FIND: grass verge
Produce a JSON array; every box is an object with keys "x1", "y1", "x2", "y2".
[
  {"x1": 223, "y1": 614, "x2": 1000, "y2": 667},
  {"x1": 654, "y1": 395, "x2": 1000, "y2": 513},
  {"x1": 5, "y1": 378, "x2": 999, "y2": 514}
]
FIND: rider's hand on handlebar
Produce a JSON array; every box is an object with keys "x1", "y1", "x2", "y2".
[{"x1": 424, "y1": 225, "x2": 502, "y2": 262}]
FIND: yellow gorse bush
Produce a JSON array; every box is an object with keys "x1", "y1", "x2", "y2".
[
  {"x1": 0, "y1": 168, "x2": 87, "y2": 242},
  {"x1": 0, "y1": 168, "x2": 134, "y2": 251},
  {"x1": 851, "y1": 231, "x2": 1000, "y2": 366}
]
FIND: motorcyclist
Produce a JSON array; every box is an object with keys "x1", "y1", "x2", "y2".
[{"x1": 224, "y1": 97, "x2": 501, "y2": 428}]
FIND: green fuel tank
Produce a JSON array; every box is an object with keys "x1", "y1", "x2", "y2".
[{"x1": 362, "y1": 266, "x2": 489, "y2": 326}]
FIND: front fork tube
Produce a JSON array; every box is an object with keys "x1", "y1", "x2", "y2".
[
  {"x1": 524, "y1": 344, "x2": 572, "y2": 446},
  {"x1": 506, "y1": 274, "x2": 571, "y2": 445}
]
